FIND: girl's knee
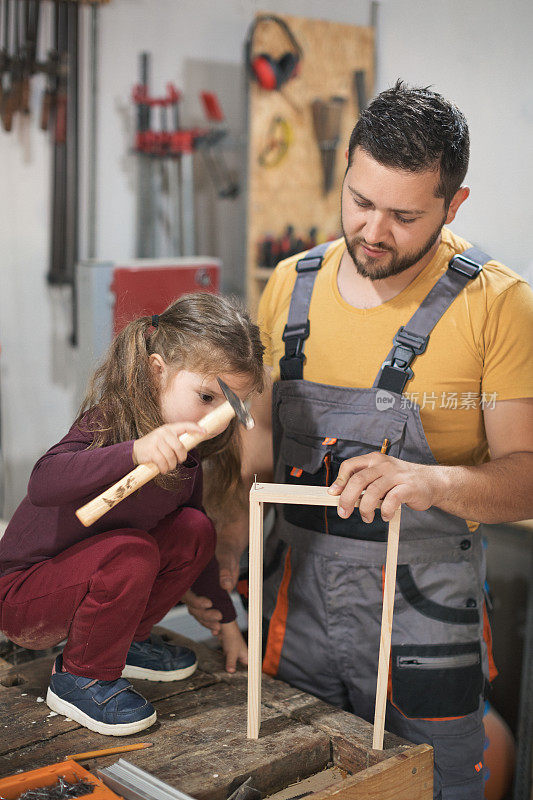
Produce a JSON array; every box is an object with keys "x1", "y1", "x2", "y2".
[
  {"x1": 99, "y1": 530, "x2": 161, "y2": 579},
  {"x1": 181, "y1": 508, "x2": 216, "y2": 551},
  {"x1": 158, "y1": 508, "x2": 216, "y2": 564}
]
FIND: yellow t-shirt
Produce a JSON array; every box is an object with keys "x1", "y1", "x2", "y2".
[{"x1": 258, "y1": 228, "x2": 533, "y2": 470}]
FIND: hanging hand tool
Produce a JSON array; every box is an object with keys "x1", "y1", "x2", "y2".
[
  {"x1": 197, "y1": 91, "x2": 239, "y2": 199},
  {"x1": 0, "y1": 0, "x2": 10, "y2": 111},
  {"x1": 257, "y1": 114, "x2": 292, "y2": 168},
  {"x1": 133, "y1": 52, "x2": 156, "y2": 257},
  {"x1": 311, "y1": 96, "x2": 347, "y2": 195},
  {"x1": 47, "y1": 0, "x2": 68, "y2": 285},
  {"x1": 40, "y1": 32, "x2": 59, "y2": 131},
  {"x1": 132, "y1": 67, "x2": 239, "y2": 257},
  {"x1": 48, "y1": 0, "x2": 79, "y2": 299},
  {"x1": 353, "y1": 68, "x2": 368, "y2": 114},
  {"x1": 0, "y1": 0, "x2": 14, "y2": 130},
  {"x1": 20, "y1": 0, "x2": 41, "y2": 115},
  {"x1": 75, "y1": 379, "x2": 255, "y2": 527},
  {"x1": 9, "y1": 0, "x2": 22, "y2": 115}
]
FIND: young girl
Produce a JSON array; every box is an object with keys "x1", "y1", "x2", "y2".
[{"x1": 0, "y1": 293, "x2": 264, "y2": 736}]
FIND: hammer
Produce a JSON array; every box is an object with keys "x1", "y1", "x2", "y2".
[{"x1": 75, "y1": 379, "x2": 254, "y2": 528}]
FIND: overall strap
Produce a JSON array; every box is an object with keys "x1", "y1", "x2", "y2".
[
  {"x1": 374, "y1": 247, "x2": 491, "y2": 395},
  {"x1": 279, "y1": 242, "x2": 331, "y2": 380}
]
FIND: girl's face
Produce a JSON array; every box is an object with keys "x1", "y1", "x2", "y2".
[{"x1": 150, "y1": 356, "x2": 254, "y2": 431}]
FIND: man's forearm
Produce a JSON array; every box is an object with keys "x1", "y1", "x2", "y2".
[
  {"x1": 428, "y1": 451, "x2": 533, "y2": 524},
  {"x1": 217, "y1": 505, "x2": 249, "y2": 555}
]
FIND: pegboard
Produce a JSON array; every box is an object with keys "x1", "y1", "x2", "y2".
[{"x1": 245, "y1": 12, "x2": 374, "y2": 314}]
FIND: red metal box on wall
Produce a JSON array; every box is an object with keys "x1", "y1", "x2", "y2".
[{"x1": 110, "y1": 258, "x2": 220, "y2": 334}]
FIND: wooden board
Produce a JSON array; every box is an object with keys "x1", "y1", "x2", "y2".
[
  {"x1": 0, "y1": 628, "x2": 432, "y2": 799},
  {"x1": 246, "y1": 12, "x2": 374, "y2": 314}
]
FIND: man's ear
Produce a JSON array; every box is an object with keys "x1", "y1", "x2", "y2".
[{"x1": 445, "y1": 186, "x2": 470, "y2": 224}]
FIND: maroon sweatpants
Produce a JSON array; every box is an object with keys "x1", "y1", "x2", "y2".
[{"x1": 0, "y1": 507, "x2": 215, "y2": 680}]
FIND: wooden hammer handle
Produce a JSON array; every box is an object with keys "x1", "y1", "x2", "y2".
[{"x1": 75, "y1": 401, "x2": 236, "y2": 528}]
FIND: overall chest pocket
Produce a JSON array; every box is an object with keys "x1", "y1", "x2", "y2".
[{"x1": 280, "y1": 424, "x2": 404, "y2": 541}]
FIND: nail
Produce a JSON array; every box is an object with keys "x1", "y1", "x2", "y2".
[{"x1": 338, "y1": 507, "x2": 348, "y2": 518}]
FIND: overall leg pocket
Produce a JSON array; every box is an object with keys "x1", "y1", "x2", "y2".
[
  {"x1": 388, "y1": 706, "x2": 486, "y2": 800},
  {"x1": 391, "y1": 642, "x2": 483, "y2": 718},
  {"x1": 433, "y1": 712, "x2": 485, "y2": 800}
]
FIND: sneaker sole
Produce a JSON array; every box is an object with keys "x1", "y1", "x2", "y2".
[
  {"x1": 46, "y1": 687, "x2": 157, "y2": 736},
  {"x1": 121, "y1": 660, "x2": 198, "y2": 682}
]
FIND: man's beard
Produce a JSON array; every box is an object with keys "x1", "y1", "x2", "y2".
[{"x1": 342, "y1": 215, "x2": 446, "y2": 281}]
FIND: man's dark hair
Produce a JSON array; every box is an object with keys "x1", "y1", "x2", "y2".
[{"x1": 348, "y1": 80, "x2": 469, "y2": 207}]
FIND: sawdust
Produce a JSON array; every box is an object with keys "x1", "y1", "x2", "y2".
[{"x1": 5, "y1": 623, "x2": 67, "y2": 650}]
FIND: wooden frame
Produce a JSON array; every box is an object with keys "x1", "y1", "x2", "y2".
[{"x1": 247, "y1": 482, "x2": 401, "y2": 750}]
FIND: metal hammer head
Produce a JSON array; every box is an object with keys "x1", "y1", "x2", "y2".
[{"x1": 217, "y1": 378, "x2": 255, "y2": 430}]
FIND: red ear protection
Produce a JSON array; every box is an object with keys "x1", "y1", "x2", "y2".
[
  {"x1": 251, "y1": 54, "x2": 280, "y2": 91},
  {"x1": 246, "y1": 15, "x2": 302, "y2": 91}
]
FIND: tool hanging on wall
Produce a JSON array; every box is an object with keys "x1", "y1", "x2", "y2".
[
  {"x1": 0, "y1": 1, "x2": 80, "y2": 304},
  {"x1": 1, "y1": 0, "x2": 105, "y2": 349},
  {"x1": 311, "y1": 96, "x2": 347, "y2": 195},
  {"x1": 197, "y1": 91, "x2": 239, "y2": 199},
  {"x1": 132, "y1": 53, "x2": 239, "y2": 259},
  {"x1": 257, "y1": 115, "x2": 292, "y2": 168},
  {"x1": 20, "y1": 0, "x2": 41, "y2": 114},
  {"x1": 0, "y1": 0, "x2": 11, "y2": 128},
  {"x1": 257, "y1": 225, "x2": 344, "y2": 269},
  {"x1": 352, "y1": 68, "x2": 368, "y2": 114},
  {"x1": 47, "y1": 0, "x2": 79, "y2": 298},
  {"x1": 1, "y1": 1, "x2": 45, "y2": 128},
  {"x1": 245, "y1": 14, "x2": 302, "y2": 92}
]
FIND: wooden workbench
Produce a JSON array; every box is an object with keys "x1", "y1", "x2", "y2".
[{"x1": 0, "y1": 629, "x2": 432, "y2": 800}]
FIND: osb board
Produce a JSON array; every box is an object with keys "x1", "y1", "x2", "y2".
[
  {"x1": 246, "y1": 12, "x2": 374, "y2": 313},
  {"x1": 0, "y1": 629, "x2": 431, "y2": 799}
]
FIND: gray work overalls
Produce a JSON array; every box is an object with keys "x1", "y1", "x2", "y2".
[{"x1": 262, "y1": 243, "x2": 494, "y2": 800}]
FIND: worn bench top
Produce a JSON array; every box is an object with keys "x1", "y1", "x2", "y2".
[{"x1": 0, "y1": 628, "x2": 432, "y2": 800}]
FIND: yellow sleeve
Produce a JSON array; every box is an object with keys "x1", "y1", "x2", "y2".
[
  {"x1": 257, "y1": 255, "x2": 300, "y2": 370},
  {"x1": 257, "y1": 272, "x2": 277, "y2": 369},
  {"x1": 481, "y1": 280, "x2": 533, "y2": 401}
]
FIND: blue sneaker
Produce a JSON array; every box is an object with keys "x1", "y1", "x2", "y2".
[
  {"x1": 121, "y1": 633, "x2": 198, "y2": 682},
  {"x1": 46, "y1": 655, "x2": 157, "y2": 736}
]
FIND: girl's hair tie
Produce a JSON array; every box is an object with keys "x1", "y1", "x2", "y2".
[{"x1": 151, "y1": 314, "x2": 159, "y2": 328}]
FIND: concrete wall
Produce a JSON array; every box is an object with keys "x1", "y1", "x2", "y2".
[
  {"x1": 377, "y1": 0, "x2": 533, "y2": 277},
  {"x1": 1, "y1": 0, "x2": 532, "y2": 515}
]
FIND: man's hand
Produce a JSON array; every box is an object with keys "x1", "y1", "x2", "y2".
[
  {"x1": 328, "y1": 399, "x2": 533, "y2": 525},
  {"x1": 218, "y1": 620, "x2": 248, "y2": 674},
  {"x1": 328, "y1": 452, "x2": 439, "y2": 522},
  {"x1": 182, "y1": 589, "x2": 223, "y2": 635},
  {"x1": 216, "y1": 538, "x2": 243, "y2": 593}
]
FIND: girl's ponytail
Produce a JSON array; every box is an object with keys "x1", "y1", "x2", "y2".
[{"x1": 77, "y1": 316, "x2": 162, "y2": 447}]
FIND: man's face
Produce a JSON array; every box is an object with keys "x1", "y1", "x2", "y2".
[{"x1": 341, "y1": 147, "x2": 450, "y2": 280}]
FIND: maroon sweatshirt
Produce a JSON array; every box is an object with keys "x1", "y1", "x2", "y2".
[{"x1": 0, "y1": 416, "x2": 236, "y2": 623}]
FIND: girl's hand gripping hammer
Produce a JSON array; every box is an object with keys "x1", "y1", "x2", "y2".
[{"x1": 75, "y1": 379, "x2": 254, "y2": 528}]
